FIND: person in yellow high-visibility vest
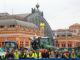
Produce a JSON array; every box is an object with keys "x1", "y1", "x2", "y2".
[
  {"x1": 40, "y1": 21, "x2": 45, "y2": 36},
  {"x1": 1, "y1": 50, "x2": 7, "y2": 59},
  {"x1": 14, "y1": 50, "x2": 19, "y2": 59},
  {"x1": 27, "y1": 54, "x2": 30, "y2": 59},
  {"x1": 34, "y1": 51, "x2": 42, "y2": 59},
  {"x1": 1, "y1": 55, "x2": 6, "y2": 59},
  {"x1": 29, "y1": 50, "x2": 34, "y2": 59},
  {"x1": 40, "y1": 21, "x2": 45, "y2": 30},
  {"x1": 19, "y1": 51, "x2": 26, "y2": 59}
]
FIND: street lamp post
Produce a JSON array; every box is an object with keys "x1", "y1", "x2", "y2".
[
  {"x1": 66, "y1": 29, "x2": 68, "y2": 48},
  {"x1": 56, "y1": 39, "x2": 58, "y2": 47}
]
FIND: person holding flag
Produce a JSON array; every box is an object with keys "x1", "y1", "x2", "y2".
[{"x1": 16, "y1": 37, "x2": 20, "y2": 49}]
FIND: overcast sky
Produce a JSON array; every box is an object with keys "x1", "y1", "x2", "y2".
[{"x1": 0, "y1": 0, "x2": 80, "y2": 30}]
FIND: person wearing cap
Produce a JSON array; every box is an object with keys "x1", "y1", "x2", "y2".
[{"x1": 14, "y1": 50, "x2": 19, "y2": 59}]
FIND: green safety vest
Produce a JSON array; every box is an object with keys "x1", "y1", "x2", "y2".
[
  {"x1": 14, "y1": 52, "x2": 19, "y2": 59},
  {"x1": 35, "y1": 52, "x2": 41, "y2": 58},
  {"x1": 71, "y1": 53, "x2": 76, "y2": 58}
]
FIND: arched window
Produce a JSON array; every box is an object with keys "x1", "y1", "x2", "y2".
[
  {"x1": 57, "y1": 44, "x2": 59, "y2": 47},
  {"x1": 62, "y1": 44, "x2": 65, "y2": 48},
  {"x1": 68, "y1": 44, "x2": 72, "y2": 48}
]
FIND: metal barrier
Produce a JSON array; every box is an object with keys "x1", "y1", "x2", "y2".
[{"x1": 4, "y1": 58, "x2": 80, "y2": 60}]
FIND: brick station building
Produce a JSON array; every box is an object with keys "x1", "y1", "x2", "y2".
[
  {"x1": 0, "y1": 14, "x2": 44, "y2": 48},
  {"x1": 54, "y1": 23, "x2": 80, "y2": 48}
]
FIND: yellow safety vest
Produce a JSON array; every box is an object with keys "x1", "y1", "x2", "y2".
[
  {"x1": 14, "y1": 52, "x2": 19, "y2": 59},
  {"x1": 49, "y1": 52, "x2": 50, "y2": 55},
  {"x1": 27, "y1": 53, "x2": 34, "y2": 58},
  {"x1": 35, "y1": 52, "x2": 41, "y2": 58},
  {"x1": 27, "y1": 54, "x2": 30, "y2": 58},
  {"x1": 24, "y1": 53, "x2": 26, "y2": 56},
  {"x1": 40, "y1": 23, "x2": 45, "y2": 30},
  {"x1": 20, "y1": 53, "x2": 26, "y2": 59},
  {"x1": 30, "y1": 53, "x2": 34, "y2": 58},
  {"x1": 1, "y1": 55, "x2": 6, "y2": 59},
  {"x1": 71, "y1": 53, "x2": 76, "y2": 58}
]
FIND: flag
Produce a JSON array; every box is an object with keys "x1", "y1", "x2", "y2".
[{"x1": 16, "y1": 38, "x2": 20, "y2": 48}]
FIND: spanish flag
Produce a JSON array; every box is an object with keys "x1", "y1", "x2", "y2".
[{"x1": 16, "y1": 38, "x2": 20, "y2": 48}]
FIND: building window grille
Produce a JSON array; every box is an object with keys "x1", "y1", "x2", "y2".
[
  {"x1": 62, "y1": 44, "x2": 65, "y2": 48},
  {"x1": 68, "y1": 35, "x2": 72, "y2": 36},
  {"x1": 9, "y1": 25, "x2": 15, "y2": 27},
  {"x1": 0, "y1": 26, "x2": 4, "y2": 28},
  {"x1": 62, "y1": 35, "x2": 65, "y2": 37},
  {"x1": 57, "y1": 44, "x2": 59, "y2": 47},
  {"x1": 57, "y1": 35, "x2": 59, "y2": 37},
  {"x1": 68, "y1": 44, "x2": 72, "y2": 48}
]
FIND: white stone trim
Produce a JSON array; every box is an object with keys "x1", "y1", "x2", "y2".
[{"x1": 0, "y1": 33, "x2": 35, "y2": 37}]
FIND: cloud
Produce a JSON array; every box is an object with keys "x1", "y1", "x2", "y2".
[{"x1": 0, "y1": 0, "x2": 80, "y2": 30}]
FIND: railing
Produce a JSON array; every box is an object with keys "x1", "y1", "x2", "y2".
[{"x1": 4, "y1": 58, "x2": 80, "y2": 60}]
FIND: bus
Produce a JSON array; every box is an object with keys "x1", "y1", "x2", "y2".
[{"x1": 3, "y1": 41, "x2": 18, "y2": 51}]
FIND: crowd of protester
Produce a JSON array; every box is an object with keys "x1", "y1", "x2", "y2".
[{"x1": 0, "y1": 48, "x2": 80, "y2": 59}]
